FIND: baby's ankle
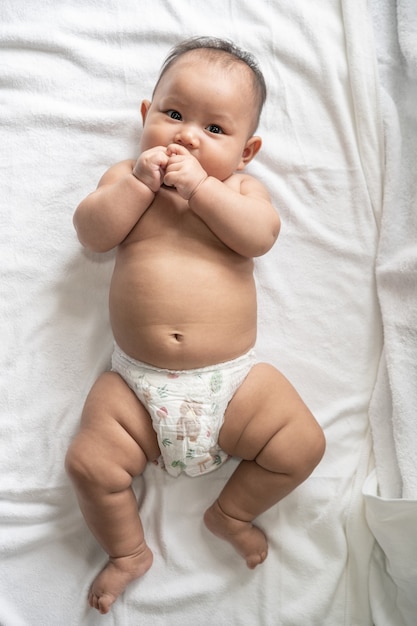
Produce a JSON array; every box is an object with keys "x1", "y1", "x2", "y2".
[{"x1": 110, "y1": 541, "x2": 153, "y2": 572}]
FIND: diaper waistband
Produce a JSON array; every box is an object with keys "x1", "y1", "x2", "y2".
[{"x1": 111, "y1": 343, "x2": 256, "y2": 376}]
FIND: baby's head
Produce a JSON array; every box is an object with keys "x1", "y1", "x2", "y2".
[
  {"x1": 140, "y1": 37, "x2": 266, "y2": 180},
  {"x1": 154, "y1": 36, "x2": 267, "y2": 134}
]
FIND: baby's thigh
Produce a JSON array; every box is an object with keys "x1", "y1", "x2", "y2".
[
  {"x1": 74, "y1": 371, "x2": 160, "y2": 475},
  {"x1": 219, "y1": 363, "x2": 315, "y2": 460}
]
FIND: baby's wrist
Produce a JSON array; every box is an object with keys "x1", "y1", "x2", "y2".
[
  {"x1": 188, "y1": 175, "x2": 209, "y2": 202},
  {"x1": 131, "y1": 164, "x2": 156, "y2": 196}
]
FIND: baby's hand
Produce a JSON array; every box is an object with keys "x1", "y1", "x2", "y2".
[
  {"x1": 132, "y1": 147, "x2": 170, "y2": 193},
  {"x1": 164, "y1": 144, "x2": 208, "y2": 200}
]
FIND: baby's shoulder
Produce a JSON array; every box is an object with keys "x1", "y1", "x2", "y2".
[
  {"x1": 224, "y1": 171, "x2": 252, "y2": 187},
  {"x1": 225, "y1": 171, "x2": 268, "y2": 197},
  {"x1": 97, "y1": 159, "x2": 135, "y2": 186}
]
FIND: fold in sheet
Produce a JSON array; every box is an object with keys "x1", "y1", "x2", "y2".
[{"x1": 368, "y1": 0, "x2": 417, "y2": 500}]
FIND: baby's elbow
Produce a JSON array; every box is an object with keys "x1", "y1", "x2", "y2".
[
  {"x1": 271, "y1": 213, "x2": 281, "y2": 243},
  {"x1": 73, "y1": 219, "x2": 114, "y2": 253},
  {"x1": 253, "y1": 221, "x2": 280, "y2": 257},
  {"x1": 77, "y1": 231, "x2": 115, "y2": 253},
  {"x1": 73, "y1": 210, "x2": 90, "y2": 248}
]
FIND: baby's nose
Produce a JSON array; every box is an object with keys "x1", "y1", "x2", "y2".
[{"x1": 174, "y1": 126, "x2": 199, "y2": 149}]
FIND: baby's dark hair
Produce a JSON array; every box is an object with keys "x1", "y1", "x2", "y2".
[{"x1": 155, "y1": 36, "x2": 267, "y2": 130}]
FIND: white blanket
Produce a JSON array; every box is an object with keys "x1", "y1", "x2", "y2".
[
  {"x1": 1, "y1": 1, "x2": 416, "y2": 624},
  {"x1": 367, "y1": 0, "x2": 417, "y2": 500},
  {"x1": 363, "y1": 2, "x2": 417, "y2": 624}
]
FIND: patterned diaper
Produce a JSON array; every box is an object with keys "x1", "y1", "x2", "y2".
[{"x1": 111, "y1": 344, "x2": 256, "y2": 477}]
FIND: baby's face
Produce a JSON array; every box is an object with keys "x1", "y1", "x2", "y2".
[{"x1": 140, "y1": 52, "x2": 258, "y2": 181}]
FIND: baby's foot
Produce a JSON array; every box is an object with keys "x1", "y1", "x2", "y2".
[
  {"x1": 88, "y1": 543, "x2": 153, "y2": 614},
  {"x1": 204, "y1": 500, "x2": 268, "y2": 569}
]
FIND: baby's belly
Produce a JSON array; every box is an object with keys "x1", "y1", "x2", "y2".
[{"x1": 109, "y1": 247, "x2": 257, "y2": 370}]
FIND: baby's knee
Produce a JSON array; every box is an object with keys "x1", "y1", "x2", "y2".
[
  {"x1": 301, "y1": 420, "x2": 326, "y2": 475},
  {"x1": 65, "y1": 438, "x2": 91, "y2": 484},
  {"x1": 258, "y1": 415, "x2": 325, "y2": 482},
  {"x1": 292, "y1": 419, "x2": 325, "y2": 484},
  {"x1": 65, "y1": 436, "x2": 109, "y2": 491}
]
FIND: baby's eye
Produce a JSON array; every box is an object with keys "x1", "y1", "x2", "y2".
[
  {"x1": 206, "y1": 124, "x2": 223, "y2": 134},
  {"x1": 166, "y1": 110, "x2": 182, "y2": 120}
]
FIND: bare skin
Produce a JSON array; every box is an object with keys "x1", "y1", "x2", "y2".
[
  {"x1": 66, "y1": 48, "x2": 325, "y2": 614},
  {"x1": 68, "y1": 365, "x2": 324, "y2": 614}
]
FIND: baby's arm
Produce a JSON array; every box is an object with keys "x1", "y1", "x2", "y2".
[
  {"x1": 74, "y1": 147, "x2": 169, "y2": 252},
  {"x1": 189, "y1": 175, "x2": 280, "y2": 258},
  {"x1": 164, "y1": 144, "x2": 280, "y2": 258}
]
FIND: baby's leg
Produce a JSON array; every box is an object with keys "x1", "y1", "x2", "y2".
[
  {"x1": 65, "y1": 372, "x2": 160, "y2": 614},
  {"x1": 204, "y1": 363, "x2": 325, "y2": 568}
]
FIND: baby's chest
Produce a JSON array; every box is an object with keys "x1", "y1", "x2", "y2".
[{"x1": 133, "y1": 199, "x2": 214, "y2": 243}]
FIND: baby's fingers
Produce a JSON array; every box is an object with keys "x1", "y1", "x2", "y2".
[
  {"x1": 166, "y1": 143, "x2": 191, "y2": 157},
  {"x1": 133, "y1": 147, "x2": 169, "y2": 192}
]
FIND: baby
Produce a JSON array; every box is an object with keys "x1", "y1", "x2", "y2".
[{"x1": 66, "y1": 36, "x2": 325, "y2": 614}]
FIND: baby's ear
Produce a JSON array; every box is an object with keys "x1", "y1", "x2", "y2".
[
  {"x1": 237, "y1": 136, "x2": 262, "y2": 170},
  {"x1": 141, "y1": 100, "x2": 151, "y2": 125}
]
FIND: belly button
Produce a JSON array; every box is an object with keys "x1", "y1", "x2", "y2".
[{"x1": 172, "y1": 333, "x2": 183, "y2": 342}]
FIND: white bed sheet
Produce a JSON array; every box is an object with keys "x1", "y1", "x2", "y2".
[{"x1": 1, "y1": 1, "x2": 416, "y2": 624}]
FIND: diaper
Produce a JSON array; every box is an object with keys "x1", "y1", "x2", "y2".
[{"x1": 111, "y1": 345, "x2": 256, "y2": 477}]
